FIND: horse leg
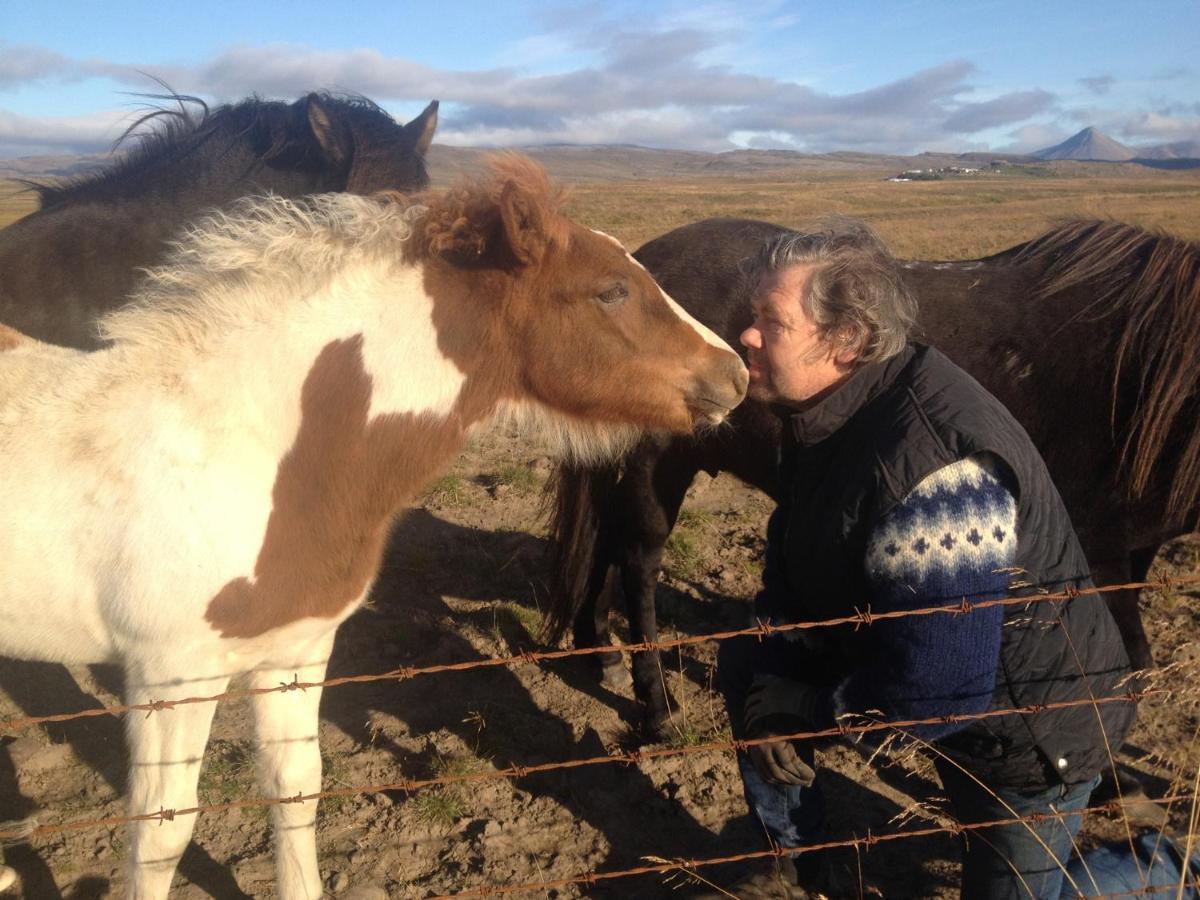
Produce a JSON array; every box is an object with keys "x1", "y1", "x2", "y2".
[
  {"x1": 1093, "y1": 554, "x2": 1156, "y2": 672},
  {"x1": 248, "y1": 631, "x2": 337, "y2": 900},
  {"x1": 571, "y1": 566, "x2": 630, "y2": 689},
  {"x1": 616, "y1": 447, "x2": 700, "y2": 740},
  {"x1": 124, "y1": 660, "x2": 230, "y2": 900},
  {"x1": 1090, "y1": 553, "x2": 1166, "y2": 828},
  {"x1": 1123, "y1": 545, "x2": 1159, "y2": 670}
]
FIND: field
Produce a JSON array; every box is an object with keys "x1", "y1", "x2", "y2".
[{"x1": 1, "y1": 167, "x2": 1199, "y2": 898}]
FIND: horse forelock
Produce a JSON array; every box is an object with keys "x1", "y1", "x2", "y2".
[
  {"x1": 98, "y1": 192, "x2": 423, "y2": 352},
  {"x1": 1020, "y1": 219, "x2": 1200, "y2": 521},
  {"x1": 407, "y1": 155, "x2": 569, "y2": 262}
]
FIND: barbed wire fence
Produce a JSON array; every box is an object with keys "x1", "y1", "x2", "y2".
[{"x1": 0, "y1": 571, "x2": 1197, "y2": 896}]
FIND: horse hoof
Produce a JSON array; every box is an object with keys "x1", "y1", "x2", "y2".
[
  {"x1": 600, "y1": 660, "x2": 632, "y2": 690},
  {"x1": 0, "y1": 866, "x2": 17, "y2": 893}
]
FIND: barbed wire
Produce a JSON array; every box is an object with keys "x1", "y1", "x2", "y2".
[
  {"x1": 424, "y1": 793, "x2": 1200, "y2": 898},
  {"x1": 2, "y1": 572, "x2": 1196, "y2": 736},
  {"x1": 0, "y1": 683, "x2": 1190, "y2": 845}
]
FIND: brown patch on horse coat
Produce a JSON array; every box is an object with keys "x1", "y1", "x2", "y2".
[
  {"x1": 205, "y1": 336, "x2": 465, "y2": 638},
  {"x1": 0, "y1": 324, "x2": 24, "y2": 351}
]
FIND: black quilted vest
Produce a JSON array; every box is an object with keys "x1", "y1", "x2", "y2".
[{"x1": 762, "y1": 344, "x2": 1134, "y2": 789}]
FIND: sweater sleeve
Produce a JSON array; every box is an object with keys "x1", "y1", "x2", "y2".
[{"x1": 825, "y1": 454, "x2": 1017, "y2": 742}]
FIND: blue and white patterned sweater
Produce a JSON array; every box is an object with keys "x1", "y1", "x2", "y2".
[{"x1": 821, "y1": 454, "x2": 1017, "y2": 741}]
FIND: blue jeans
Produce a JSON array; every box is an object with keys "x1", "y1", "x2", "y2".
[
  {"x1": 717, "y1": 633, "x2": 1197, "y2": 898},
  {"x1": 936, "y1": 759, "x2": 1098, "y2": 899},
  {"x1": 1063, "y1": 832, "x2": 1199, "y2": 898}
]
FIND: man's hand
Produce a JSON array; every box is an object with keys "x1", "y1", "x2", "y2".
[
  {"x1": 744, "y1": 673, "x2": 822, "y2": 735},
  {"x1": 748, "y1": 737, "x2": 816, "y2": 786}
]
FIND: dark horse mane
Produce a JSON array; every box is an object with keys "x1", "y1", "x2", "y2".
[
  {"x1": 1018, "y1": 220, "x2": 1200, "y2": 520},
  {"x1": 30, "y1": 92, "x2": 402, "y2": 209}
]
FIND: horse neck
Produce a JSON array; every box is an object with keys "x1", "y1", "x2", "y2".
[{"x1": 65, "y1": 136, "x2": 319, "y2": 215}]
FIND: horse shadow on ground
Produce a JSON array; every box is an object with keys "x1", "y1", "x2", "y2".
[{"x1": 322, "y1": 508, "x2": 744, "y2": 892}]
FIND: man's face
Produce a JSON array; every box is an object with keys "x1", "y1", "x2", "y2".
[{"x1": 740, "y1": 264, "x2": 857, "y2": 406}]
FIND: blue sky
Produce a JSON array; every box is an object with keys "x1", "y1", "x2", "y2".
[{"x1": 1, "y1": 0, "x2": 1197, "y2": 158}]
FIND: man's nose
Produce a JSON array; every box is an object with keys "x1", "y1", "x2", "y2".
[{"x1": 740, "y1": 326, "x2": 761, "y2": 350}]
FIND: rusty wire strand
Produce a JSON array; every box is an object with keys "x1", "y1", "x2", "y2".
[
  {"x1": 424, "y1": 793, "x2": 1200, "y2": 898},
  {"x1": 2, "y1": 573, "x2": 1195, "y2": 736},
  {"x1": 0, "y1": 683, "x2": 1190, "y2": 845}
]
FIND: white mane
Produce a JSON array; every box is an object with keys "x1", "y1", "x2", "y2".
[{"x1": 99, "y1": 193, "x2": 425, "y2": 351}]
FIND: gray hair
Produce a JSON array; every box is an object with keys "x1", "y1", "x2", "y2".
[{"x1": 749, "y1": 218, "x2": 916, "y2": 364}]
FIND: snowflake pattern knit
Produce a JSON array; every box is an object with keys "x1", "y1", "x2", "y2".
[{"x1": 828, "y1": 454, "x2": 1018, "y2": 740}]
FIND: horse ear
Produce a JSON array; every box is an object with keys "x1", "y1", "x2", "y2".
[
  {"x1": 498, "y1": 181, "x2": 549, "y2": 267},
  {"x1": 304, "y1": 93, "x2": 351, "y2": 166},
  {"x1": 404, "y1": 100, "x2": 439, "y2": 157}
]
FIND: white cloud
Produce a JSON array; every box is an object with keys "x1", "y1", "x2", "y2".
[
  {"x1": 0, "y1": 107, "x2": 130, "y2": 156},
  {"x1": 0, "y1": 28, "x2": 1183, "y2": 157}
]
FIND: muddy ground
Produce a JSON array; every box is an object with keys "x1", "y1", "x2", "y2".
[{"x1": 1, "y1": 426, "x2": 1198, "y2": 899}]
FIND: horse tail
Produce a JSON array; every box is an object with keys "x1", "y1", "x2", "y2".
[
  {"x1": 541, "y1": 460, "x2": 620, "y2": 644},
  {"x1": 1019, "y1": 221, "x2": 1200, "y2": 521}
]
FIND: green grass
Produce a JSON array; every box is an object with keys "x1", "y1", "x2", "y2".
[
  {"x1": 411, "y1": 788, "x2": 468, "y2": 827},
  {"x1": 491, "y1": 601, "x2": 543, "y2": 644},
  {"x1": 424, "y1": 473, "x2": 468, "y2": 506},
  {"x1": 492, "y1": 464, "x2": 540, "y2": 495},
  {"x1": 198, "y1": 739, "x2": 266, "y2": 822},
  {"x1": 663, "y1": 529, "x2": 705, "y2": 581},
  {"x1": 676, "y1": 508, "x2": 717, "y2": 530},
  {"x1": 411, "y1": 751, "x2": 488, "y2": 828}
]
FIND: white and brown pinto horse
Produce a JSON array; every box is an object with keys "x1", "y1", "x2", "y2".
[{"x1": 0, "y1": 156, "x2": 747, "y2": 898}]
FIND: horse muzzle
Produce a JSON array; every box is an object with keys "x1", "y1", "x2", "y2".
[{"x1": 687, "y1": 356, "x2": 749, "y2": 427}]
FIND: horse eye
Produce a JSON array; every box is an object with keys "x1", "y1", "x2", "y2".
[{"x1": 596, "y1": 284, "x2": 629, "y2": 305}]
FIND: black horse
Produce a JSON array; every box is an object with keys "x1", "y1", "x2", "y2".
[
  {"x1": 0, "y1": 92, "x2": 438, "y2": 349},
  {"x1": 546, "y1": 217, "x2": 1200, "y2": 737}
]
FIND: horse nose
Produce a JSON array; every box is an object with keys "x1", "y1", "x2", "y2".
[
  {"x1": 691, "y1": 352, "x2": 748, "y2": 424},
  {"x1": 730, "y1": 355, "x2": 749, "y2": 400}
]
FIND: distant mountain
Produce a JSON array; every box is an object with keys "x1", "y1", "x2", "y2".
[
  {"x1": 6, "y1": 136, "x2": 1197, "y2": 188},
  {"x1": 1135, "y1": 139, "x2": 1200, "y2": 160},
  {"x1": 1034, "y1": 127, "x2": 1135, "y2": 161},
  {"x1": 0, "y1": 153, "x2": 108, "y2": 180}
]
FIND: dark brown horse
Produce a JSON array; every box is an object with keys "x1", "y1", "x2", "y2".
[
  {"x1": 0, "y1": 92, "x2": 438, "y2": 349},
  {"x1": 546, "y1": 217, "x2": 1200, "y2": 736}
]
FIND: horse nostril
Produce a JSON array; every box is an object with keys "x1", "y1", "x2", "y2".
[{"x1": 722, "y1": 354, "x2": 749, "y2": 402}]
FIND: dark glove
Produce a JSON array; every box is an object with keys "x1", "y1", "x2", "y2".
[
  {"x1": 743, "y1": 673, "x2": 823, "y2": 737},
  {"x1": 748, "y1": 738, "x2": 817, "y2": 787},
  {"x1": 743, "y1": 674, "x2": 823, "y2": 787}
]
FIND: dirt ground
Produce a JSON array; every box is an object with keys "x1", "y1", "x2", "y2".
[{"x1": 0, "y1": 423, "x2": 1198, "y2": 899}]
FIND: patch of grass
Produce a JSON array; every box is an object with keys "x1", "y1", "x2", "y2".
[
  {"x1": 664, "y1": 529, "x2": 705, "y2": 581},
  {"x1": 320, "y1": 745, "x2": 355, "y2": 815},
  {"x1": 736, "y1": 557, "x2": 764, "y2": 580},
  {"x1": 198, "y1": 739, "x2": 266, "y2": 822},
  {"x1": 411, "y1": 788, "x2": 468, "y2": 828},
  {"x1": 493, "y1": 464, "x2": 539, "y2": 496},
  {"x1": 411, "y1": 751, "x2": 487, "y2": 828},
  {"x1": 491, "y1": 601, "x2": 543, "y2": 645},
  {"x1": 425, "y1": 473, "x2": 468, "y2": 506},
  {"x1": 676, "y1": 508, "x2": 716, "y2": 530}
]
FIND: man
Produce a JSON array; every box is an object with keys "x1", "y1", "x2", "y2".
[{"x1": 714, "y1": 221, "x2": 1139, "y2": 899}]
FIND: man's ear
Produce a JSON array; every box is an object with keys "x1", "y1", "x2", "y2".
[
  {"x1": 833, "y1": 345, "x2": 860, "y2": 367},
  {"x1": 498, "y1": 181, "x2": 549, "y2": 267}
]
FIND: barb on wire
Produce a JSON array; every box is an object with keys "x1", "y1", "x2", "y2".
[
  {"x1": 2, "y1": 573, "x2": 1196, "y2": 737},
  {"x1": 0, "y1": 684, "x2": 1189, "y2": 845},
  {"x1": 424, "y1": 793, "x2": 1200, "y2": 899}
]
